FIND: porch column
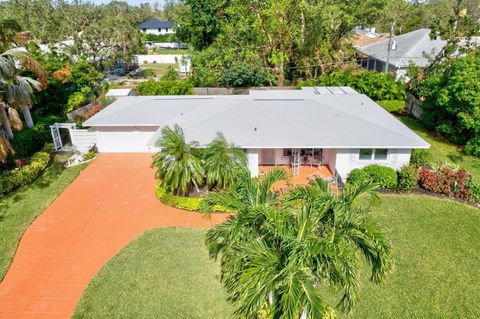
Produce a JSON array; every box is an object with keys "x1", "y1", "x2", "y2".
[{"x1": 246, "y1": 148, "x2": 259, "y2": 177}]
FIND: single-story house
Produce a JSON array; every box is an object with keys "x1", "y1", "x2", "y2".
[
  {"x1": 139, "y1": 19, "x2": 175, "y2": 35},
  {"x1": 82, "y1": 87, "x2": 429, "y2": 180},
  {"x1": 356, "y1": 28, "x2": 447, "y2": 78}
]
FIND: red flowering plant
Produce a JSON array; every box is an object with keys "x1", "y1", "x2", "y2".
[{"x1": 419, "y1": 165, "x2": 472, "y2": 200}]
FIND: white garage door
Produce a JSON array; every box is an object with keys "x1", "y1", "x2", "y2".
[{"x1": 96, "y1": 126, "x2": 158, "y2": 152}]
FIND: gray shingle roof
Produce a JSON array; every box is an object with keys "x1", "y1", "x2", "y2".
[
  {"x1": 357, "y1": 28, "x2": 447, "y2": 68},
  {"x1": 139, "y1": 19, "x2": 174, "y2": 29},
  {"x1": 83, "y1": 88, "x2": 429, "y2": 149}
]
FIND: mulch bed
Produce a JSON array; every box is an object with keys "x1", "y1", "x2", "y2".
[{"x1": 377, "y1": 188, "x2": 480, "y2": 209}]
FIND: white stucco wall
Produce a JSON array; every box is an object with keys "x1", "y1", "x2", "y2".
[
  {"x1": 141, "y1": 28, "x2": 175, "y2": 35},
  {"x1": 247, "y1": 149, "x2": 259, "y2": 177},
  {"x1": 135, "y1": 54, "x2": 186, "y2": 65},
  {"x1": 322, "y1": 149, "x2": 337, "y2": 174},
  {"x1": 93, "y1": 126, "x2": 159, "y2": 152},
  {"x1": 335, "y1": 148, "x2": 412, "y2": 180},
  {"x1": 259, "y1": 149, "x2": 290, "y2": 165}
]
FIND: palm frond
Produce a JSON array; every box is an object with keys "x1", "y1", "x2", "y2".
[{"x1": 7, "y1": 106, "x2": 22, "y2": 131}]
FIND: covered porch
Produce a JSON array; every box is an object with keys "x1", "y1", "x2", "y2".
[{"x1": 247, "y1": 147, "x2": 338, "y2": 192}]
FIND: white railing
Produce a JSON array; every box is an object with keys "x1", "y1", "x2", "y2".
[{"x1": 70, "y1": 129, "x2": 97, "y2": 151}]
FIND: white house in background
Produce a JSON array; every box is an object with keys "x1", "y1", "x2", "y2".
[
  {"x1": 357, "y1": 28, "x2": 447, "y2": 78},
  {"x1": 139, "y1": 19, "x2": 175, "y2": 35},
  {"x1": 105, "y1": 88, "x2": 137, "y2": 98},
  {"x1": 82, "y1": 87, "x2": 429, "y2": 181}
]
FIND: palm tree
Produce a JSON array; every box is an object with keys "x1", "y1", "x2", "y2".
[
  {"x1": 205, "y1": 178, "x2": 393, "y2": 318},
  {"x1": 203, "y1": 132, "x2": 247, "y2": 190},
  {"x1": 0, "y1": 48, "x2": 48, "y2": 137},
  {"x1": 152, "y1": 125, "x2": 204, "y2": 195}
]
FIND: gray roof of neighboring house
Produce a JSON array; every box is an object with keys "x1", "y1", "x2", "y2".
[
  {"x1": 83, "y1": 88, "x2": 429, "y2": 149},
  {"x1": 357, "y1": 28, "x2": 447, "y2": 68},
  {"x1": 139, "y1": 18, "x2": 174, "y2": 29}
]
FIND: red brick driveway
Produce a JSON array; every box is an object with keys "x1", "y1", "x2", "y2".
[{"x1": 0, "y1": 153, "x2": 227, "y2": 318}]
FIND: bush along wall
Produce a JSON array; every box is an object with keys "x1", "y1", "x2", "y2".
[
  {"x1": 155, "y1": 184, "x2": 230, "y2": 213},
  {"x1": 0, "y1": 151, "x2": 51, "y2": 197},
  {"x1": 347, "y1": 165, "x2": 398, "y2": 190}
]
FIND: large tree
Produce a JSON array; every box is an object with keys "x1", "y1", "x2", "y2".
[{"x1": 204, "y1": 177, "x2": 392, "y2": 318}]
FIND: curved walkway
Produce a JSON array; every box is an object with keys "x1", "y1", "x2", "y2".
[{"x1": 0, "y1": 153, "x2": 227, "y2": 319}]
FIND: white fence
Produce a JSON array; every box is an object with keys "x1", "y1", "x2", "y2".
[
  {"x1": 406, "y1": 94, "x2": 423, "y2": 119},
  {"x1": 70, "y1": 129, "x2": 97, "y2": 152}
]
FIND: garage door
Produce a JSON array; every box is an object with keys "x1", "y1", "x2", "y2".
[{"x1": 96, "y1": 126, "x2": 158, "y2": 152}]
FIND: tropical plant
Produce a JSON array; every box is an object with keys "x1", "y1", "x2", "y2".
[
  {"x1": 152, "y1": 125, "x2": 204, "y2": 195},
  {"x1": 201, "y1": 167, "x2": 288, "y2": 213},
  {"x1": 205, "y1": 178, "x2": 393, "y2": 318},
  {"x1": 203, "y1": 132, "x2": 247, "y2": 189},
  {"x1": 0, "y1": 48, "x2": 48, "y2": 140}
]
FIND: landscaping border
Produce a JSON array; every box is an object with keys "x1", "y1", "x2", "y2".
[{"x1": 155, "y1": 184, "x2": 231, "y2": 214}]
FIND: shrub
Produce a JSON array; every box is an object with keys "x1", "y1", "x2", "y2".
[
  {"x1": 162, "y1": 66, "x2": 178, "y2": 81},
  {"x1": 298, "y1": 69, "x2": 406, "y2": 101},
  {"x1": 143, "y1": 69, "x2": 156, "y2": 77},
  {"x1": 465, "y1": 136, "x2": 480, "y2": 157},
  {"x1": 220, "y1": 62, "x2": 269, "y2": 87},
  {"x1": 376, "y1": 100, "x2": 406, "y2": 113},
  {"x1": 419, "y1": 166, "x2": 471, "y2": 199},
  {"x1": 466, "y1": 177, "x2": 480, "y2": 201},
  {"x1": 397, "y1": 165, "x2": 419, "y2": 192},
  {"x1": 347, "y1": 165, "x2": 398, "y2": 189},
  {"x1": 11, "y1": 116, "x2": 63, "y2": 158},
  {"x1": 144, "y1": 33, "x2": 176, "y2": 42},
  {"x1": 0, "y1": 151, "x2": 50, "y2": 197},
  {"x1": 410, "y1": 149, "x2": 431, "y2": 167},
  {"x1": 155, "y1": 185, "x2": 230, "y2": 212},
  {"x1": 137, "y1": 79, "x2": 194, "y2": 95}
]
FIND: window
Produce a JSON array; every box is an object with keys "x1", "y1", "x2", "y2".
[
  {"x1": 359, "y1": 149, "x2": 373, "y2": 160},
  {"x1": 165, "y1": 28, "x2": 169, "y2": 32},
  {"x1": 283, "y1": 149, "x2": 292, "y2": 157},
  {"x1": 359, "y1": 149, "x2": 388, "y2": 161},
  {"x1": 374, "y1": 149, "x2": 388, "y2": 160}
]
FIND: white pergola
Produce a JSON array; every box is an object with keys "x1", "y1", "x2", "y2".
[{"x1": 50, "y1": 123, "x2": 76, "y2": 151}]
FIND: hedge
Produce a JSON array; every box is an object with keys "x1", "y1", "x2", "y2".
[
  {"x1": 155, "y1": 185, "x2": 230, "y2": 213},
  {"x1": 347, "y1": 165, "x2": 398, "y2": 189},
  {"x1": 0, "y1": 151, "x2": 51, "y2": 197}
]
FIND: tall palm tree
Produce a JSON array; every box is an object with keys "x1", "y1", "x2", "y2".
[
  {"x1": 0, "y1": 48, "x2": 48, "y2": 136},
  {"x1": 205, "y1": 178, "x2": 393, "y2": 318},
  {"x1": 152, "y1": 124, "x2": 204, "y2": 195},
  {"x1": 203, "y1": 132, "x2": 247, "y2": 190}
]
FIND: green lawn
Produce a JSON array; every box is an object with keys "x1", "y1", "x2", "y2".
[
  {"x1": 73, "y1": 195, "x2": 479, "y2": 319},
  {"x1": 398, "y1": 115, "x2": 480, "y2": 180},
  {"x1": 0, "y1": 161, "x2": 86, "y2": 280},
  {"x1": 139, "y1": 63, "x2": 176, "y2": 77},
  {"x1": 341, "y1": 194, "x2": 480, "y2": 319},
  {"x1": 73, "y1": 228, "x2": 234, "y2": 319}
]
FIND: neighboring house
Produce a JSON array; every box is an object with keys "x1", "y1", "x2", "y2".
[
  {"x1": 352, "y1": 27, "x2": 389, "y2": 47},
  {"x1": 139, "y1": 19, "x2": 175, "y2": 35},
  {"x1": 105, "y1": 88, "x2": 137, "y2": 97},
  {"x1": 356, "y1": 28, "x2": 447, "y2": 78},
  {"x1": 82, "y1": 87, "x2": 429, "y2": 180}
]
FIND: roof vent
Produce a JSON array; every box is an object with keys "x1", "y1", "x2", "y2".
[{"x1": 254, "y1": 127, "x2": 257, "y2": 131}]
